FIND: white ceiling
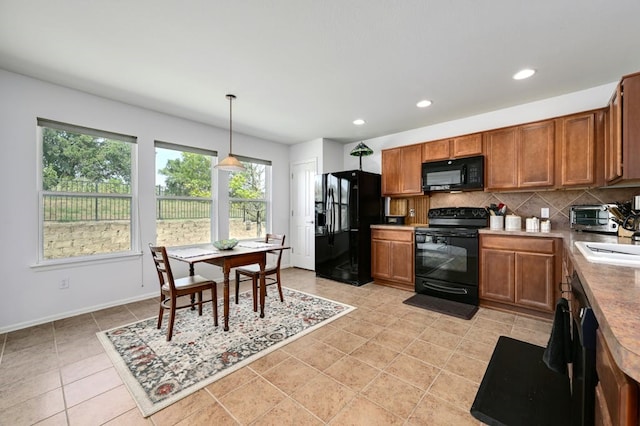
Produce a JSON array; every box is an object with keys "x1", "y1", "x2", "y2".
[{"x1": 1, "y1": 1, "x2": 640, "y2": 145}]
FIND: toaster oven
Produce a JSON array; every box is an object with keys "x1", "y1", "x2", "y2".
[{"x1": 570, "y1": 204, "x2": 618, "y2": 234}]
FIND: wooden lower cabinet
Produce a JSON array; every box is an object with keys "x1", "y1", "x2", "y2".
[
  {"x1": 595, "y1": 329, "x2": 639, "y2": 425},
  {"x1": 479, "y1": 234, "x2": 560, "y2": 314},
  {"x1": 371, "y1": 228, "x2": 414, "y2": 291}
]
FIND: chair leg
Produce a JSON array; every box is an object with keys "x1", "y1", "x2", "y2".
[
  {"x1": 212, "y1": 285, "x2": 218, "y2": 327},
  {"x1": 197, "y1": 291, "x2": 203, "y2": 316},
  {"x1": 235, "y1": 270, "x2": 240, "y2": 304},
  {"x1": 276, "y1": 270, "x2": 284, "y2": 302},
  {"x1": 167, "y1": 296, "x2": 177, "y2": 341},
  {"x1": 157, "y1": 294, "x2": 165, "y2": 329},
  {"x1": 252, "y1": 275, "x2": 258, "y2": 312}
]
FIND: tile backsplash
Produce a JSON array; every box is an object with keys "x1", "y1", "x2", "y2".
[{"x1": 426, "y1": 187, "x2": 640, "y2": 229}]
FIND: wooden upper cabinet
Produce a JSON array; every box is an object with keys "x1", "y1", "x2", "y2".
[
  {"x1": 381, "y1": 144, "x2": 422, "y2": 196},
  {"x1": 518, "y1": 120, "x2": 555, "y2": 188},
  {"x1": 605, "y1": 85, "x2": 623, "y2": 182},
  {"x1": 485, "y1": 127, "x2": 519, "y2": 190},
  {"x1": 452, "y1": 133, "x2": 483, "y2": 158},
  {"x1": 486, "y1": 120, "x2": 554, "y2": 190},
  {"x1": 422, "y1": 133, "x2": 483, "y2": 162},
  {"x1": 381, "y1": 148, "x2": 401, "y2": 195},
  {"x1": 422, "y1": 139, "x2": 450, "y2": 161},
  {"x1": 622, "y1": 71, "x2": 640, "y2": 180},
  {"x1": 605, "y1": 71, "x2": 640, "y2": 183},
  {"x1": 558, "y1": 112, "x2": 597, "y2": 187}
]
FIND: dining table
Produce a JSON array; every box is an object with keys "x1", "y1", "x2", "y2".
[{"x1": 167, "y1": 242, "x2": 290, "y2": 331}]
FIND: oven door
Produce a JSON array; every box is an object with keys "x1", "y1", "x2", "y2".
[{"x1": 415, "y1": 228, "x2": 479, "y2": 304}]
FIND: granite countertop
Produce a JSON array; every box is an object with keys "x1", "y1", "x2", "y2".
[
  {"x1": 483, "y1": 227, "x2": 640, "y2": 382},
  {"x1": 562, "y1": 232, "x2": 640, "y2": 382}
]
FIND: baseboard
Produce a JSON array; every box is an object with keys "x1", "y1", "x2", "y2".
[{"x1": 0, "y1": 291, "x2": 158, "y2": 334}]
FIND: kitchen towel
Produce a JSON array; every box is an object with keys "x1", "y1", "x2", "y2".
[{"x1": 543, "y1": 297, "x2": 572, "y2": 374}]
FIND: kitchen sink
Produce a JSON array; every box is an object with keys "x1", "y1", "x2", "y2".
[{"x1": 574, "y1": 241, "x2": 640, "y2": 267}]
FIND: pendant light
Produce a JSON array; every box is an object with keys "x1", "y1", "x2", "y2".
[{"x1": 215, "y1": 94, "x2": 245, "y2": 172}]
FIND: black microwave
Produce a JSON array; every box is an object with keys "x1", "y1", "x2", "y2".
[{"x1": 422, "y1": 155, "x2": 484, "y2": 192}]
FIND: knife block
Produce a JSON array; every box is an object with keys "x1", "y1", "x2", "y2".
[{"x1": 618, "y1": 227, "x2": 634, "y2": 238}]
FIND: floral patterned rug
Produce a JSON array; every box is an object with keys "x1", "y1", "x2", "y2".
[{"x1": 97, "y1": 287, "x2": 355, "y2": 417}]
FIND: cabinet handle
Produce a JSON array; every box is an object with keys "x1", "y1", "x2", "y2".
[
  {"x1": 559, "y1": 278, "x2": 572, "y2": 296},
  {"x1": 422, "y1": 281, "x2": 468, "y2": 295}
]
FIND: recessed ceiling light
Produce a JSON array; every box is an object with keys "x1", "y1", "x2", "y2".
[
  {"x1": 353, "y1": 119, "x2": 366, "y2": 126},
  {"x1": 416, "y1": 100, "x2": 433, "y2": 108},
  {"x1": 513, "y1": 69, "x2": 536, "y2": 80}
]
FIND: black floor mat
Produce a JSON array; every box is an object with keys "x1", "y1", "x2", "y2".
[
  {"x1": 402, "y1": 294, "x2": 478, "y2": 320},
  {"x1": 470, "y1": 336, "x2": 572, "y2": 426}
]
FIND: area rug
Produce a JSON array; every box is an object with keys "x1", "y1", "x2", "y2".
[
  {"x1": 403, "y1": 294, "x2": 478, "y2": 320},
  {"x1": 97, "y1": 287, "x2": 355, "y2": 417}
]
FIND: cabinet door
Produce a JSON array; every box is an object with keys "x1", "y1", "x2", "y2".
[
  {"x1": 514, "y1": 252, "x2": 555, "y2": 312},
  {"x1": 485, "y1": 127, "x2": 518, "y2": 190},
  {"x1": 422, "y1": 139, "x2": 450, "y2": 161},
  {"x1": 371, "y1": 239, "x2": 391, "y2": 279},
  {"x1": 559, "y1": 113, "x2": 595, "y2": 187},
  {"x1": 381, "y1": 148, "x2": 401, "y2": 195},
  {"x1": 518, "y1": 120, "x2": 555, "y2": 188},
  {"x1": 605, "y1": 85, "x2": 623, "y2": 182},
  {"x1": 480, "y1": 249, "x2": 515, "y2": 302},
  {"x1": 390, "y1": 241, "x2": 414, "y2": 284},
  {"x1": 400, "y1": 144, "x2": 423, "y2": 194},
  {"x1": 622, "y1": 72, "x2": 640, "y2": 180},
  {"x1": 596, "y1": 329, "x2": 639, "y2": 426},
  {"x1": 452, "y1": 133, "x2": 483, "y2": 158}
]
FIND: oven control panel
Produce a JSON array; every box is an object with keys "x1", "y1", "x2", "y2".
[{"x1": 428, "y1": 207, "x2": 488, "y2": 219}]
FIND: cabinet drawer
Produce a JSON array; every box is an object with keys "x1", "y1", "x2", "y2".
[
  {"x1": 481, "y1": 235, "x2": 556, "y2": 253},
  {"x1": 596, "y1": 329, "x2": 639, "y2": 426},
  {"x1": 372, "y1": 229, "x2": 413, "y2": 242}
]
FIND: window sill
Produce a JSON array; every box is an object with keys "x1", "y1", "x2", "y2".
[{"x1": 31, "y1": 251, "x2": 143, "y2": 271}]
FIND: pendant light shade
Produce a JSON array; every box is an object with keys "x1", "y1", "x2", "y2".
[
  {"x1": 350, "y1": 142, "x2": 374, "y2": 170},
  {"x1": 215, "y1": 94, "x2": 245, "y2": 172}
]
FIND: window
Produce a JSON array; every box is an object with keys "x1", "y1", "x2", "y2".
[
  {"x1": 228, "y1": 157, "x2": 271, "y2": 240},
  {"x1": 38, "y1": 118, "x2": 136, "y2": 261},
  {"x1": 155, "y1": 141, "x2": 216, "y2": 247}
]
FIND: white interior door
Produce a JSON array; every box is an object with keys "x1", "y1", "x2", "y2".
[{"x1": 290, "y1": 159, "x2": 316, "y2": 270}]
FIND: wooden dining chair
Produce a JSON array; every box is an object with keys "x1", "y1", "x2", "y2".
[
  {"x1": 149, "y1": 245, "x2": 218, "y2": 341},
  {"x1": 234, "y1": 234, "x2": 286, "y2": 312}
]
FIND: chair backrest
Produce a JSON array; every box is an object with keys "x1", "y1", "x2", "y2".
[
  {"x1": 265, "y1": 233, "x2": 286, "y2": 268},
  {"x1": 149, "y1": 245, "x2": 176, "y2": 292}
]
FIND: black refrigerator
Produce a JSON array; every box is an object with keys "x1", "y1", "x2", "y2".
[{"x1": 315, "y1": 170, "x2": 383, "y2": 286}]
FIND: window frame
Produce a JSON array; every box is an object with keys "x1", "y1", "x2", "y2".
[
  {"x1": 154, "y1": 140, "x2": 218, "y2": 248},
  {"x1": 36, "y1": 118, "x2": 139, "y2": 266},
  {"x1": 227, "y1": 156, "x2": 272, "y2": 241}
]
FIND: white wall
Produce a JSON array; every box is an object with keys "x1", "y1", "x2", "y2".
[
  {"x1": 0, "y1": 69, "x2": 289, "y2": 332},
  {"x1": 343, "y1": 82, "x2": 619, "y2": 174},
  {"x1": 290, "y1": 138, "x2": 323, "y2": 171},
  {"x1": 321, "y1": 139, "x2": 344, "y2": 174},
  {"x1": 0, "y1": 68, "x2": 620, "y2": 332}
]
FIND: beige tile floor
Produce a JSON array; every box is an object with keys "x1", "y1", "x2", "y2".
[{"x1": 0, "y1": 268, "x2": 553, "y2": 425}]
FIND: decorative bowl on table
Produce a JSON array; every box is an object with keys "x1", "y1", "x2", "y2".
[{"x1": 213, "y1": 239, "x2": 238, "y2": 250}]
